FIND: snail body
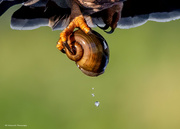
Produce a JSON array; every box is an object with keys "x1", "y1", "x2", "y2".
[{"x1": 64, "y1": 29, "x2": 109, "y2": 77}]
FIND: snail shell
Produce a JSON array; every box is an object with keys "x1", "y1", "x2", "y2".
[{"x1": 64, "y1": 29, "x2": 109, "y2": 77}]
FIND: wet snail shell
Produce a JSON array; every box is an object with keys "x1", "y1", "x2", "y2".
[{"x1": 64, "y1": 29, "x2": 109, "y2": 77}]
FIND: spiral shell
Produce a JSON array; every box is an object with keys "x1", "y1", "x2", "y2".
[{"x1": 64, "y1": 29, "x2": 109, "y2": 77}]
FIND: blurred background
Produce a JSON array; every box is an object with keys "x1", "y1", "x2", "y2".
[{"x1": 1, "y1": 5, "x2": 180, "y2": 129}]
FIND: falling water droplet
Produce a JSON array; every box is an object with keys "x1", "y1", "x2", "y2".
[
  {"x1": 95, "y1": 101, "x2": 100, "y2": 107},
  {"x1": 92, "y1": 93, "x2": 95, "y2": 97}
]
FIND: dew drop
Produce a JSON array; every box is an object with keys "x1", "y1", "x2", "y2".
[
  {"x1": 95, "y1": 101, "x2": 100, "y2": 107},
  {"x1": 92, "y1": 93, "x2": 95, "y2": 97}
]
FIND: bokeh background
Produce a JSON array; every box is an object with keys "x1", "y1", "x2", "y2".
[{"x1": 1, "y1": 5, "x2": 180, "y2": 129}]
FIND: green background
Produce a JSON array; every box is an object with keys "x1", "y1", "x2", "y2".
[{"x1": 1, "y1": 5, "x2": 180, "y2": 129}]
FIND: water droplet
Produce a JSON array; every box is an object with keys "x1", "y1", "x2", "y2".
[
  {"x1": 92, "y1": 93, "x2": 95, "y2": 97},
  {"x1": 95, "y1": 101, "x2": 100, "y2": 107}
]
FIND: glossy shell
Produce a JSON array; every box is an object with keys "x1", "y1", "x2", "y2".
[{"x1": 65, "y1": 29, "x2": 109, "y2": 77}]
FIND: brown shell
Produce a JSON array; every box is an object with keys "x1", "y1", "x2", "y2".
[{"x1": 65, "y1": 29, "x2": 109, "y2": 77}]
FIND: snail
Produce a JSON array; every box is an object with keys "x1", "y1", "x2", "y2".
[{"x1": 63, "y1": 29, "x2": 109, "y2": 77}]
